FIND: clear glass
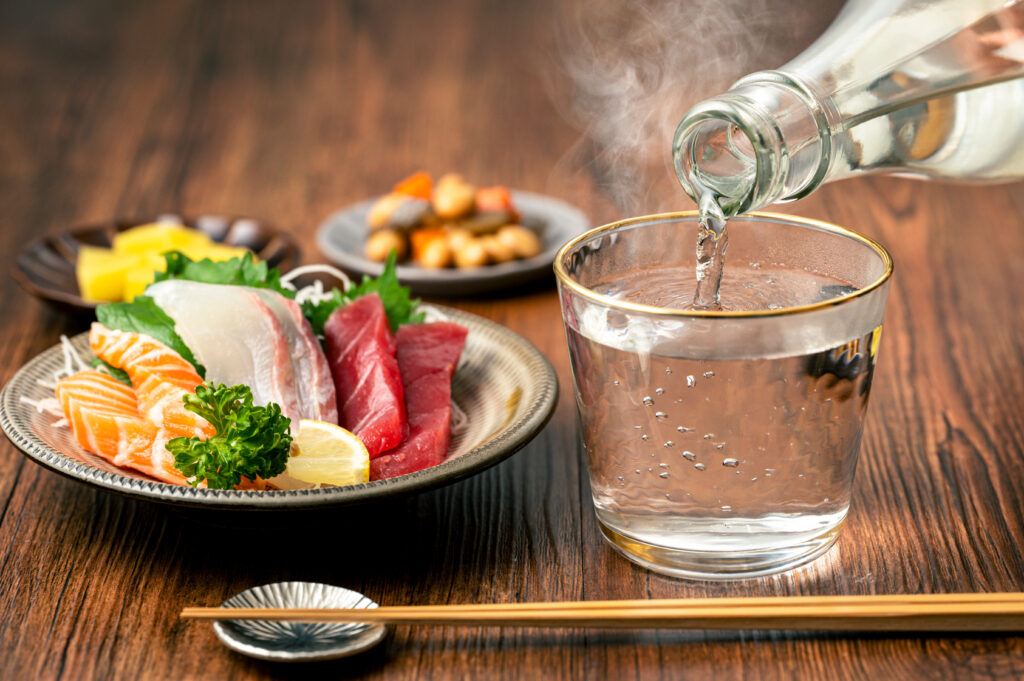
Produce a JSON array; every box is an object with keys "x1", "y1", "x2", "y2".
[
  {"x1": 674, "y1": 0, "x2": 1024, "y2": 216},
  {"x1": 554, "y1": 213, "x2": 893, "y2": 579}
]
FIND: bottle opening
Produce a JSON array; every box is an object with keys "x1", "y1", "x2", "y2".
[{"x1": 673, "y1": 112, "x2": 760, "y2": 217}]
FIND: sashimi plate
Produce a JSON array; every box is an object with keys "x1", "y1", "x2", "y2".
[{"x1": 0, "y1": 306, "x2": 558, "y2": 510}]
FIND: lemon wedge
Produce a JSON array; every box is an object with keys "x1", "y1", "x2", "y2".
[{"x1": 285, "y1": 420, "x2": 370, "y2": 487}]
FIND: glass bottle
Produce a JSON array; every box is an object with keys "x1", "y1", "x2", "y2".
[{"x1": 673, "y1": 0, "x2": 1024, "y2": 217}]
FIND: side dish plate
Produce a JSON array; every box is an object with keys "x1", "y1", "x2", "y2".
[{"x1": 317, "y1": 191, "x2": 589, "y2": 296}]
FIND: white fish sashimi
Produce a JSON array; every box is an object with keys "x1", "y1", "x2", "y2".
[
  {"x1": 146, "y1": 280, "x2": 302, "y2": 421},
  {"x1": 251, "y1": 290, "x2": 338, "y2": 424}
]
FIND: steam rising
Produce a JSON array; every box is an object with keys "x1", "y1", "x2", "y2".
[{"x1": 548, "y1": 0, "x2": 841, "y2": 216}]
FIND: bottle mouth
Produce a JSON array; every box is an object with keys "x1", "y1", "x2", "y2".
[
  {"x1": 674, "y1": 72, "x2": 834, "y2": 215},
  {"x1": 672, "y1": 95, "x2": 787, "y2": 217}
]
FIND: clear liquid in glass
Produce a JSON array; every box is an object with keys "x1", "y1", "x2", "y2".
[{"x1": 567, "y1": 263, "x2": 880, "y2": 577}]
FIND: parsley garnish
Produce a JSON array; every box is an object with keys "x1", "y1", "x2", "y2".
[{"x1": 166, "y1": 382, "x2": 292, "y2": 490}]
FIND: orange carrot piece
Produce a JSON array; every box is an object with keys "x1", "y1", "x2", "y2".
[
  {"x1": 475, "y1": 186, "x2": 520, "y2": 221},
  {"x1": 393, "y1": 171, "x2": 433, "y2": 200}
]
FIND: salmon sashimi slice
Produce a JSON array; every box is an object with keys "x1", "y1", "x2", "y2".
[
  {"x1": 371, "y1": 322, "x2": 467, "y2": 481},
  {"x1": 54, "y1": 370, "x2": 187, "y2": 485},
  {"x1": 89, "y1": 323, "x2": 215, "y2": 441}
]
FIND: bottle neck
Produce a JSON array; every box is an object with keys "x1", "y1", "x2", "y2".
[{"x1": 673, "y1": 73, "x2": 833, "y2": 216}]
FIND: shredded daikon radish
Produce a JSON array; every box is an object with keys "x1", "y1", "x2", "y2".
[
  {"x1": 450, "y1": 398, "x2": 468, "y2": 436},
  {"x1": 20, "y1": 396, "x2": 65, "y2": 418},
  {"x1": 293, "y1": 278, "x2": 332, "y2": 306},
  {"x1": 280, "y1": 263, "x2": 352, "y2": 300},
  {"x1": 55, "y1": 334, "x2": 89, "y2": 381}
]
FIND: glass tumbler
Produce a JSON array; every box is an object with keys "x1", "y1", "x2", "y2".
[{"x1": 554, "y1": 212, "x2": 893, "y2": 579}]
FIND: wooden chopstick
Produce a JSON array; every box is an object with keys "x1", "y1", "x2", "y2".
[{"x1": 181, "y1": 593, "x2": 1024, "y2": 631}]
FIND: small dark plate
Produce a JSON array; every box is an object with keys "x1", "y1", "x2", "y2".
[
  {"x1": 13, "y1": 214, "x2": 301, "y2": 314},
  {"x1": 317, "y1": 191, "x2": 590, "y2": 297}
]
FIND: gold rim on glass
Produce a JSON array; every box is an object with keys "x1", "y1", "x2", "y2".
[{"x1": 553, "y1": 211, "x2": 894, "y2": 319}]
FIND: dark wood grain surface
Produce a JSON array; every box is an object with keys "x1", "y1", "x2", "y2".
[{"x1": 2, "y1": 1, "x2": 1024, "y2": 679}]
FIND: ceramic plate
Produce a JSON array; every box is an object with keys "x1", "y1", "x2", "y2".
[
  {"x1": 13, "y1": 214, "x2": 301, "y2": 315},
  {"x1": 212, "y1": 582, "x2": 386, "y2": 661},
  {"x1": 0, "y1": 305, "x2": 557, "y2": 510},
  {"x1": 316, "y1": 191, "x2": 590, "y2": 296}
]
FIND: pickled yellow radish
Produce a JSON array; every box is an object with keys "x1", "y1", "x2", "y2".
[
  {"x1": 122, "y1": 255, "x2": 168, "y2": 301},
  {"x1": 76, "y1": 247, "x2": 143, "y2": 302},
  {"x1": 76, "y1": 222, "x2": 254, "y2": 302},
  {"x1": 184, "y1": 243, "x2": 252, "y2": 262},
  {"x1": 112, "y1": 223, "x2": 212, "y2": 255}
]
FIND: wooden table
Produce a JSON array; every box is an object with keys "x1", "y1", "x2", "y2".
[{"x1": 2, "y1": 1, "x2": 1023, "y2": 679}]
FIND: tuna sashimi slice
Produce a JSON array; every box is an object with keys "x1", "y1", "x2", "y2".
[
  {"x1": 324, "y1": 293, "x2": 406, "y2": 457},
  {"x1": 370, "y1": 322, "x2": 467, "y2": 481}
]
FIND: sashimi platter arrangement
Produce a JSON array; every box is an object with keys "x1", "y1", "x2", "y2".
[{"x1": 4, "y1": 246, "x2": 557, "y2": 500}]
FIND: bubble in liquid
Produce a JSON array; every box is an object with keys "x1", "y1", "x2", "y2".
[
  {"x1": 686, "y1": 375, "x2": 696, "y2": 387},
  {"x1": 663, "y1": 441, "x2": 674, "y2": 448},
  {"x1": 722, "y1": 458, "x2": 740, "y2": 467},
  {"x1": 634, "y1": 469, "x2": 641, "y2": 475},
  {"x1": 749, "y1": 262, "x2": 761, "y2": 269},
  {"x1": 721, "y1": 505, "x2": 733, "y2": 512},
  {"x1": 658, "y1": 472, "x2": 670, "y2": 479},
  {"x1": 633, "y1": 425, "x2": 641, "y2": 430},
  {"x1": 716, "y1": 443, "x2": 725, "y2": 450},
  {"x1": 655, "y1": 388, "x2": 665, "y2": 395},
  {"x1": 703, "y1": 434, "x2": 713, "y2": 440},
  {"x1": 694, "y1": 463, "x2": 706, "y2": 471},
  {"x1": 642, "y1": 396, "x2": 654, "y2": 406},
  {"x1": 616, "y1": 476, "x2": 624, "y2": 482},
  {"x1": 703, "y1": 371, "x2": 715, "y2": 378},
  {"x1": 665, "y1": 368, "x2": 672, "y2": 375},
  {"x1": 659, "y1": 463, "x2": 669, "y2": 468},
  {"x1": 681, "y1": 451, "x2": 697, "y2": 461},
  {"x1": 655, "y1": 412, "x2": 668, "y2": 421},
  {"x1": 677, "y1": 426, "x2": 694, "y2": 433},
  {"x1": 641, "y1": 434, "x2": 649, "y2": 441}
]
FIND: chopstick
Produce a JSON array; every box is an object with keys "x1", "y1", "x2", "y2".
[{"x1": 180, "y1": 593, "x2": 1024, "y2": 631}]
